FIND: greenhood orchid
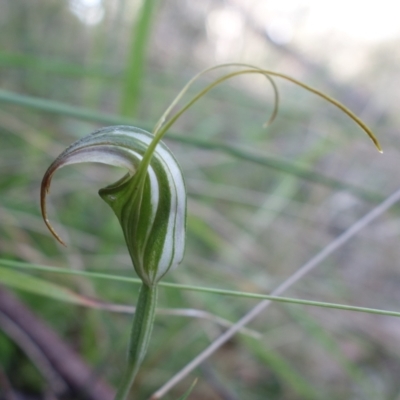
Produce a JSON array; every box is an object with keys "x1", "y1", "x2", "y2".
[
  {"x1": 41, "y1": 125, "x2": 186, "y2": 287},
  {"x1": 40, "y1": 64, "x2": 381, "y2": 400}
]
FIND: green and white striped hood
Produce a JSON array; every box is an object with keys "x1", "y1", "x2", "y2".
[{"x1": 41, "y1": 125, "x2": 186, "y2": 286}]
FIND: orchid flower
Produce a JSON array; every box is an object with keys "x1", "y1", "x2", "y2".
[{"x1": 40, "y1": 64, "x2": 381, "y2": 400}]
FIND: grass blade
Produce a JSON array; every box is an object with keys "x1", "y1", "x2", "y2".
[
  {"x1": 0, "y1": 266, "x2": 94, "y2": 306},
  {"x1": 120, "y1": 0, "x2": 158, "y2": 117}
]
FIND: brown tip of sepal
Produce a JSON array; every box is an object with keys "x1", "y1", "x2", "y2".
[
  {"x1": 43, "y1": 216, "x2": 67, "y2": 247},
  {"x1": 40, "y1": 169, "x2": 67, "y2": 247}
]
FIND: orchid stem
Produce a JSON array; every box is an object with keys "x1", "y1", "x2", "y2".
[{"x1": 115, "y1": 283, "x2": 158, "y2": 400}]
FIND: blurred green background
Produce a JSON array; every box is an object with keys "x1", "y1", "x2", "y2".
[{"x1": 1, "y1": 1, "x2": 400, "y2": 399}]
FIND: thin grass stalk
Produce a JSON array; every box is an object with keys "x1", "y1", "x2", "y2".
[{"x1": 3, "y1": 261, "x2": 400, "y2": 319}]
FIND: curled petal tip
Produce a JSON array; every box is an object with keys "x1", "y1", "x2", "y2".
[
  {"x1": 42, "y1": 215, "x2": 67, "y2": 247},
  {"x1": 48, "y1": 224, "x2": 67, "y2": 247},
  {"x1": 41, "y1": 175, "x2": 67, "y2": 247}
]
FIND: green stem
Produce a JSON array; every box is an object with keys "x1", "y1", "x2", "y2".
[{"x1": 115, "y1": 283, "x2": 158, "y2": 400}]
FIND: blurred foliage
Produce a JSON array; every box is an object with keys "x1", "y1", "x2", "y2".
[{"x1": 1, "y1": 0, "x2": 400, "y2": 399}]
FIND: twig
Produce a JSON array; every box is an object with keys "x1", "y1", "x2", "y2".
[{"x1": 0, "y1": 287, "x2": 115, "y2": 400}]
